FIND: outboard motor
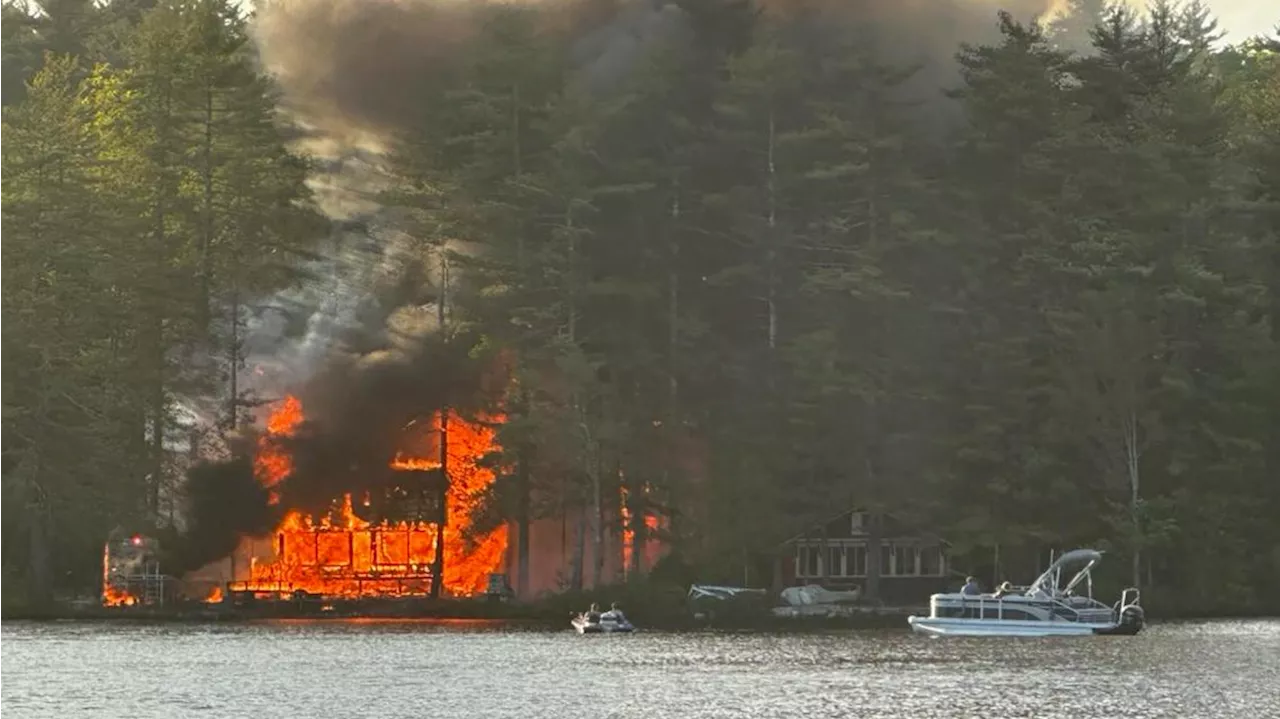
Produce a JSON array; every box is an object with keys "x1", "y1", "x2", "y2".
[
  {"x1": 1100, "y1": 601, "x2": 1152, "y2": 634},
  {"x1": 1118, "y1": 604, "x2": 1145, "y2": 634}
]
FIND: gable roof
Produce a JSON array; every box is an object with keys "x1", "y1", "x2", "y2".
[{"x1": 778, "y1": 506, "x2": 948, "y2": 547}]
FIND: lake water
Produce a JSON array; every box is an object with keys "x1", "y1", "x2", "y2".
[{"x1": 3, "y1": 618, "x2": 1278, "y2": 718}]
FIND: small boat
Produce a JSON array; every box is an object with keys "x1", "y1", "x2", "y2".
[
  {"x1": 571, "y1": 611, "x2": 635, "y2": 634},
  {"x1": 908, "y1": 548, "x2": 1145, "y2": 637}
]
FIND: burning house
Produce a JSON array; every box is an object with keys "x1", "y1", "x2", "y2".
[{"x1": 178, "y1": 396, "x2": 509, "y2": 603}]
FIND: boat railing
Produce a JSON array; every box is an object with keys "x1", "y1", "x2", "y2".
[
  {"x1": 1113, "y1": 587, "x2": 1141, "y2": 618},
  {"x1": 953, "y1": 594, "x2": 1083, "y2": 622}
]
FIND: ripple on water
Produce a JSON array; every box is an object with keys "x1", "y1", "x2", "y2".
[{"x1": 2, "y1": 618, "x2": 1278, "y2": 719}]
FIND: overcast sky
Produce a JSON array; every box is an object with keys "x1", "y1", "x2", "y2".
[
  {"x1": 235, "y1": 1, "x2": 1273, "y2": 43},
  {"x1": 1204, "y1": 0, "x2": 1275, "y2": 42}
]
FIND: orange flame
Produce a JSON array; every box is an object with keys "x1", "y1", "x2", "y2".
[
  {"x1": 237, "y1": 397, "x2": 508, "y2": 598},
  {"x1": 101, "y1": 542, "x2": 138, "y2": 606},
  {"x1": 205, "y1": 586, "x2": 224, "y2": 603},
  {"x1": 102, "y1": 586, "x2": 137, "y2": 607},
  {"x1": 255, "y1": 395, "x2": 302, "y2": 504},
  {"x1": 621, "y1": 483, "x2": 661, "y2": 578}
]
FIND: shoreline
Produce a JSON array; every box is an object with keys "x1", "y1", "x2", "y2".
[
  {"x1": 4, "y1": 598, "x2": 1276, "y2": 628},
  {"x1": 0, "y1": 595, "x2": 916, "y2": 630}
]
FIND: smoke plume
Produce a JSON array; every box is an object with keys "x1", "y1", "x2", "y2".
[
  {"x1": 253, "y1": 0, "x2": 1058, "y2": 137},
  {"x1": 169, "y1": 0, "x2": 1062, "y2": 573},
  {"x1": 237, "y1": 0, "x2": 1061, "y2": 397}
]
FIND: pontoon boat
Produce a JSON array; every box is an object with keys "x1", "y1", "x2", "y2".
[{"x1": 907, "y1": 549, "x2": 1144, "y2": 637}]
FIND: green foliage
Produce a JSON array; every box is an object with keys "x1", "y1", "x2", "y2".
[
  {"x1": 381, "y1": 4, "x2": 1280, "y2": 613},
  {"x1": 2, "y1": 0, "x2": 323, "y2": 603}
]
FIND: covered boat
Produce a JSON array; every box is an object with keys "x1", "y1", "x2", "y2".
[{"x1": 908, "y1": 549, "x2": 1145, "y2": 637}]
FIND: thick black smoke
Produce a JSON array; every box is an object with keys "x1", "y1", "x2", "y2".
[
  {"x1": 277, "y1": 334, "x2": 494, "y2": 515},
  {"x1": 166, "y1": 330, "x2": 498, "y2": 574},
  {"x1": 167, "y1": 447, "x2": 281, "y2": 572}
]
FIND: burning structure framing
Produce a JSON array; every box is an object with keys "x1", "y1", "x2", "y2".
[
  {"x1": 115, "y1": 396, "x2": 510, "y2": 606},
  {"x1": 223, "y1": 398, "x2": 505, "y2": 601}
]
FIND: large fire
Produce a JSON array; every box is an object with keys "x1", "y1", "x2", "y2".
[{"x1": 230, "y1": 397, "x2": 508, "y2": 599}]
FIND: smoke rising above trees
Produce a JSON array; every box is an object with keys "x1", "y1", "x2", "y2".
[{"x1": 252, "y1": 0, "x2": 1059, "y2": 139}]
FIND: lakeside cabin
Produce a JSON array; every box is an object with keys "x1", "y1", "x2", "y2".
[{"x1": 777, "y1": 508, "x2": 954, "y2": 606}]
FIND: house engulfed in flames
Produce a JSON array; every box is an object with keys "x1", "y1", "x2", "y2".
[
  {"x1": 106, "y1": 393, "x2": 670, "y2": 606},
  {"x1": 179, "y1": 396, "x2": 509, "y2": 602}
]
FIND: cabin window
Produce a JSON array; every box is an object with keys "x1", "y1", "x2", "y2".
[
  {"x1": 892, "y1": 545, "x2": 918, "y2": 576},
  {"x1": 847, "y1": 545, "x2": 867, "y2": 577},
  {"x1": 850, "y1": 512, "x2": 866, "y2": 533},
  {"x1": 796, "y1": 545, "x2": 821, "y2": 577},
  {"x1": 828, "y1": 546, "x2": 845, "y2": 577},
  {"x1": 919, "y1": 545, "x2": 944, "y2": 577}
]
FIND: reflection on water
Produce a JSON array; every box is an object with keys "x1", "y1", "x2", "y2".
[{"x1": 3, "y1": 619, "x2": 1278, "y2": 718}]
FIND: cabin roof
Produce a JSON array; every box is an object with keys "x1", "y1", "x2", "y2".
[{"x1": 778, "y1": 506, "x2": 948, "y2": 547}]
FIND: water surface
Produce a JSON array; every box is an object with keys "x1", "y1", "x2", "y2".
[{"x1": 3, "y1": 618, "x2": 1277, "y2": 718}]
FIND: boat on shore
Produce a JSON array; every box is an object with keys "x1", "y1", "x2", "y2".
[{"x1": 908, "y1": 549, "x2": 1145, "y2": 637}]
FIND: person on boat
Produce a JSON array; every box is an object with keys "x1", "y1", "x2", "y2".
[
  {"x1": 602, "y1": 602, "x2": 627, "y2": 624},
  {"x1": 959, "y1": 577, "x2": 983, "y2": 618},
  {"x1": 585, "y1": 602, "x2": 602, "y2": 623}
]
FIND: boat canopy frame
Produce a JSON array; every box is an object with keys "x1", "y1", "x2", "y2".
[{"x1": 1026, "y1": 548, "x2": 1103, "y2": 600}]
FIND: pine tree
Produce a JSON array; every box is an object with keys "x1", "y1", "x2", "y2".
[
  {"x1": 2, "y1": 1, "x2": 45, "y2": 105},
  {"x1": 1048, "y1": 0, "x2": 1113, "y2": 55},
  {"x1": 2, "y1": 55, "x2": 150, "y2": 599},
  {"x1": 939, "y1": 13, "x2": 1085, "y2": 574}
]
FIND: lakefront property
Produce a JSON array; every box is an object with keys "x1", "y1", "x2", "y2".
[{"x1": 777, "y1": 509, "x2": 952, "y2": 606}]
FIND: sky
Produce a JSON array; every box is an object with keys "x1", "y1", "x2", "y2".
[
  {"x1": 235, "y1": 1, "x2": 1273, "y2": 44},
  {"x1": 1196, "y1": 0, "x2": 1275, "y2": 42}
]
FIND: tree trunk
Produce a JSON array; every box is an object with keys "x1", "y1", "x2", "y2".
[
  {"x1": 515, "y1": 397, "x2": 531, "y2": 597},
  {"x1": 662, "y1": 184, "x2": 680, "y2": 553},
  {"x1": 226, "y1": 283, "x2": 240, "y2": 430},
  {"x1": 865, "y1": 510, "x2": 883, "y2": 603},
  {"x1": 570, "y1": 502, "x2": 585, "y2": 592},
  {"x1": 199, "y1": 84, "x2": 215, "y2": 331},
  {"x1": 22, "y1": 455, "x2": 52, "y2": 604},
  {"x1": 149, "y1": 313, "x2": 165, "y2": 518},
  {"x1": 431, "y1": 254, "x2": 450, "y2": 599},
  {"x1": 1125, "y1": 409, "x2": 1141, "y2": 588},
  {"x1": 819, "y1": 526, "x2": 829, "y2": 585},
  {"x1": 589, "y1": 443, "x2": 604, "y2": 588},
  {"x1": 628, "y1": 474, "x2": 644, "y2": 578},
  {"x1": 765, "y1": 108, "x2": 778, "y2": 358}
]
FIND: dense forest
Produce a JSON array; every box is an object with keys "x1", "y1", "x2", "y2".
[{"x1": 3, "y1": 0, "x2": 1278, "y2": 616}]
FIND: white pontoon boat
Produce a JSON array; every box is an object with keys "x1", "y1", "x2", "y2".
[{"x1": 908, "y1": 549, "x2": 1144, "y2": 637}]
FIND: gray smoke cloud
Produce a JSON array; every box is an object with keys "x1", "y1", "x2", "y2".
[
  {"x1": 231, "y1": 0, "x2": 1060, "y2": 410},
  {"x1": 251, "y1": 0, "x2": 1059, "y2": 147}
]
